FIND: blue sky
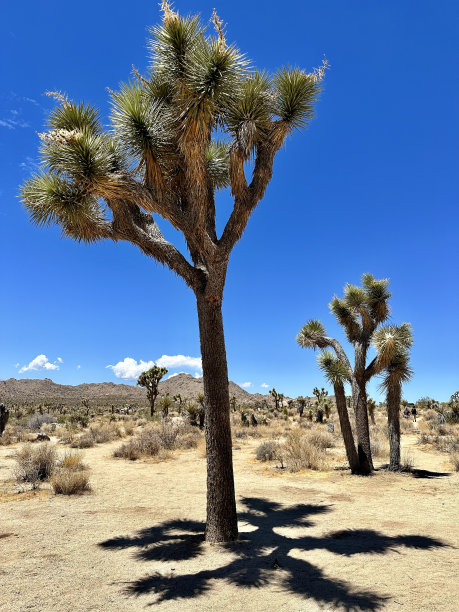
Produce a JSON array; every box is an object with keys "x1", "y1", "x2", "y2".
[{"x1": 1, "y1": 1, "x2": 457, "y2": 402}]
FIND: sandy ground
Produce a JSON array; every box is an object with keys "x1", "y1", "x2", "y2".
[{"x1": 0, "y1": 430, "x2": 458, "y2": 612}]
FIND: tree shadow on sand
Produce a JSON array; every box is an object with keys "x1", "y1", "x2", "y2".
[{"x1": 99, "y1": 497, "x2": 446, "y2": 610}]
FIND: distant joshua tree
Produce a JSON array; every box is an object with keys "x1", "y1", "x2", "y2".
[
  {"x1": 20, "y1": 2, "x2": 325, "y2": 542},
  {"x1": 137, "y1": 366, "x2": 168, "y2": 417},
  {"x1": 0, "y1": 404, "x2": 9, "y2": 437},
  {"x1": 297, "y1": 274, "x2": 412, "y2": 475}
]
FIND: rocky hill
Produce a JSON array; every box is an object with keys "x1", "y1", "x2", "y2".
[{"x1": 0, "y1": 374, "x2": 273, "y2": 408}]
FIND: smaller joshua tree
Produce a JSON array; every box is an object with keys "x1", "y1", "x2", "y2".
[
  {"x1": 269, "y1": 388, "x2": 281, "y2": 411},
  {"x1": 297, "y1": 274, "x2": 411, "y2": 475},
  {"x1": 372, "y1": 324, "x2": 413, "y2": 470},
  {"x1": 137, "y1": 366, "x2": 168, "y2": 417},
  {"x1": 317, "y1": 351, "x2": 360, "y2": 473}
]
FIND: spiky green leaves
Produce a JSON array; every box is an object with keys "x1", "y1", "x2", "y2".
[
  {"x1": 206, "y1": 141, "x2": 230, "y2": 189},
  {"x1": 372, "y1": 323, "x2": 413, "y2": 370},
  {"x1": 48, "y1": 101, "x2": 101, "y2": 135},
  {"x1": 296, "y1": 319, "x2": 328, "y2": 349},
  {"x1": 226, "y1": 72, "x2": 273, "y2": 158},
  {"x1": 20, "y1": 173, "x2": 108, "y2": 243},
  {"x1": 149, "y1": 14, "x2": 203, "y2": 80},
  {"x1": 273, "y1": 68, "x2": 320, "y2": 131},
  {"x1": 318, "y1": 350, "x2": 349, "y2": 384},
  {"x1": 329, "y1": 297, "x2": 361, "y2": 342},
  {"x1": 41, "y1": 129, "x2": 119, "y2": 184},
  {"x1": 110, "y1": 82, "x2": 171, "y2": 163}
]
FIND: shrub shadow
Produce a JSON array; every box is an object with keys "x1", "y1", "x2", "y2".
[{"x1": 99, "y1": 497, "x2": 446, "y2": 610}]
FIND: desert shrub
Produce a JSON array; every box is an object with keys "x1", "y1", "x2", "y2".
[
  {"x1": 122, "y1": 420, "x2": 136, "y2": 436},
  {"x1": 450, "y1": 453, "x2": 459, "y2": 472},
  {"x1": 51, "y1": 469, "x2": 91, "y2": 495},
  {"x1": 26, "y1": 414, "x2": 56, "y2": 431},
  {"x1": 256, "y1": 440, "x2": 279, "y2": 462},
  {"x1": 89, "y1": 422, "x2": 123, "y2": 443},
  {"x1": 423, "y1": 409, "x2": 438, "y2": 423},
  {"x1": 71, "y1": 434, "x2": 95, "y2": 449},
  {"x1": 399, "y1": 452, "x2": 414, "y2": 472},
  {"x1": 59, "y1": 450, "x2": 87, "y2": 471},
  {"x1": 417, "y1": 434, "x2": 459, "y2": 453},
  {"x1": 114, "y1": 423, "x2": 200, "y2": 460},
  {"x1": 14, "y1": 443, "x2": 57, "y2": 487},
  {"x1": 281, "y1": 431, "x2": 328, "y2": 472},
  {"x1": 307, "y1": 429, "x2": 336, "y2": 449},
  {"x1": 0, "y1": 425, "x2": 28, "y2": 446}
]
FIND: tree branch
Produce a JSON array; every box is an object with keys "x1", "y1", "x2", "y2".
[
  {"x1": 219, "y1": 123, "x2": 287, "y2": 255},
  {"x1": 324, "y1": 337, "x2": 353, "y2": 380},
  {"x1": 107, "y1": 199, "x2": 205, "y2": 291}
]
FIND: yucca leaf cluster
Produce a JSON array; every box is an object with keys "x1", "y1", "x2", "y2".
[{"x1": 20, "y1": 2, "x2": 326, "y2": 252}]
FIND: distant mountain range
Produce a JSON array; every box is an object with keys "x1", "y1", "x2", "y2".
[{"x1": 0, "y1": 373, "x2": 272, "y2": 407}]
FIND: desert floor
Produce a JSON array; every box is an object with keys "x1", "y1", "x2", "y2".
[{"x1": 1, "y1": 431, "x2": 458, "y2": 612}]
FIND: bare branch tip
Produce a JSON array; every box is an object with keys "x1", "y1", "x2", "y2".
[
  {"x1": 131, "y1": 65, "x2": 149, "y2": 86},
  {"x1": 312, "y1": 56, "x2": 330, "y2": 83},
  {"x1": 212, "y1": 8, "x2": 226, "y2": 50},
  {"x1": 44, "y1": 90, "x2": 69, "y2": 105},
  {"x1": 160, "y1": 0, "x2": 178, "y2": 23}
]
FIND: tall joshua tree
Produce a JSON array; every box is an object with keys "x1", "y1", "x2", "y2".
[
  {"x1": 372, "y1": 324, "x2": 413, "y2": 470},
  {"x1": 20, "y1": 3, "x2": 325, "y2": 542},
  {"x1": 297, "y1": 274, "x2": 395, "y2": 474}
]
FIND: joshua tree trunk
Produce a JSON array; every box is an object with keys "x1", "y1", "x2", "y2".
[
  {"x1": 333, "y1": 384, "x2": 360, "y2": 474},
  {"x1": 352, "y1": 378, "x2": 373, "y2": 474},
  {"x1": 149, "y1": 393, "x2": 158, "y2": 418},
  {"x1": 387, "y1": 381, "x2": 401, "y2": 470},
  {"x1": 196, "y1": 293, "x2": 238, "y2": 543}
]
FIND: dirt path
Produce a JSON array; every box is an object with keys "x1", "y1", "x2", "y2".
[{"x1": 0, "y1": 435, "x2": 458, "y2": 612}]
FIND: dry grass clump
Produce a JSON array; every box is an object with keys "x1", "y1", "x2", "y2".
[
  {"x1": 59, "y1": 450, "x2": 87, "y2": 471},
  {"x1": 233, "y1": 426, "x2": 262, "y2": 440},
  {"x1": 114, "y1": 423, "x2": 200, "y2": 460},
  {"x1": 256, "y1": 440, "x2": 280, "y2": 462},
  {"x1": 450, "y1": 453, "x2": 459, "y2": 472},
  {"x1": 69, "y1": 421, "x2": 127, "y2": 448},
  {"x1": 307, "y1": 428, "x2": 336, "y2": 449},
  {"x1": 0, "y1": 425, "x2": 28, "y2": 446},
  {"x1": 280, "y1": 430, "x2": 328, "y2": 472},
  {"x1": 51, "y1": 469, "x2": 91, "y2": 495},
  {"x1": 418, "y1": 432, "x2": 459, "y2": 454},
  {"x1": 14, "y1": 443, "x2": 57, "y2": 488}
]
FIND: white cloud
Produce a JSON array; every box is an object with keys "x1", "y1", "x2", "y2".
[
  {"x1": 260, "y1": 383, "x2": 269, "y2": 388},
  {"x1": 57, "y1": 357, "x2": 63, "y2": 363},
  {"x1": 194, "y1": 372, "x2": 202, "y2": 379},
  {"x1": 19, "y1": 354, "x2": 60, "y2": 374},
  {"x1": 239, "y1": 382, "x2": 252, "y2": 389},
  {"x1": 15, "y1": 362, "x2": 20, "y2": 368},
  {"x1": 76, "y1": 365, "x2": 81, "y2": 370},
  {"x1": 106, "y1": 357, "x2": 154, "y2": 380},
  {"x1": 107, "y1": 354, "x2": 202, "y2": 380},
  {"x1": 156, "y1": 354, "x2": 202, "y2": 371}
]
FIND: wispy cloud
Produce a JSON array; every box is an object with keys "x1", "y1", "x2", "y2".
[
  {"x1": 239, "y1": 381, "x2": 252, "y2": 389},
  {"x1": 18, "y1": 354, "x2": 60, "y2": 374},
  {"x1": 76, "y1": 365, "x2": 81, "y2": 370},
  {"x1": 20, "y1": 156, "x2": 39, "y2": 173},
  {"x1": 260, "y1": 382, "x2": 269, "y2": 388}
]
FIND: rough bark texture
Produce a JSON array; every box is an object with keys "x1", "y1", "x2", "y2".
[
  {"x1": 196, "y1": 294, "x2": 238, "y2": 543},
  {"x1": 333, "y1": 384, "x2": 360, "y2": 474},
  {"x1": 353, "y1": 343, "x2": 373, "y2": 474},
  {"x1": 387, "y1": 382, "x2": 401, "y2": 470},
  {"x1": 0, "y1": 404, "x2": 9, "y2": 437},
  {"x1": 352, "y1": 378, "x2": 373, "y2": 474}
]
